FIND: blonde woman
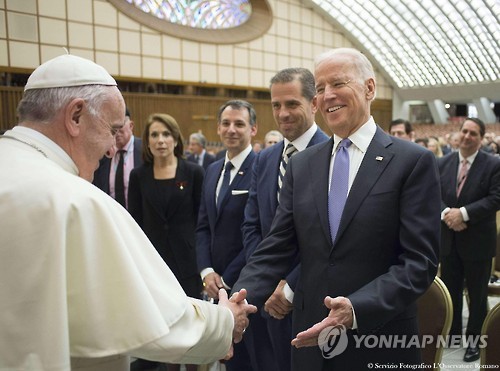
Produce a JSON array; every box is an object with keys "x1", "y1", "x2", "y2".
[{"x1": 428, "y1": 137, "x2": 443, "y2": 158}]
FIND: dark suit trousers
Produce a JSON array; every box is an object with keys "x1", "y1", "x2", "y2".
[
  {"x1": 266, "y1": 314, "x2": 292, "y2": 371},
  {"x1": 440, "y1": 241, "x2": 492, "y2": 336},
  {"x1": 242, "y1": 311, "x2": 279, "y2": 371},
  {"x1": 225, "y1": 339, "x2": 252, "y2": 371}
]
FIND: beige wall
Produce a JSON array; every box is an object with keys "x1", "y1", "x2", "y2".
[{"x1": 0, "y1": 0, "x2": 393, "y2": 99}]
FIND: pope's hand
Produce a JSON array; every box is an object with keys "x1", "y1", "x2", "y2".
[{"x1": 218, "y1": 288, "x2": 257, "y2": 343}]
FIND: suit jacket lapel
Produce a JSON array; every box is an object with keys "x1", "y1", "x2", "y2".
[
  {"x1": 447, "y1": 153, "x2": 460, "y2": 201},
  {"x1": 308, "y1": 139, "x2": 334, "y2": 245},
  {"x1": 218, "y1": 151, "x2": 255, "y2": 213},
  {"x1": 332, "y1": 128, "x2": 394, "y2": 249},
  {"x1": 458, "y1": 150, "x2": 485, "y2": 200},
  {"x1": 267, "y1": 143, "x2": 283, "y2": 211},
  {"x1": 211, "y1": 160, "x2": 225, "y2": 222},
  {"x1": 133, "y1": 138, "x2": 143, "y2": 167}
]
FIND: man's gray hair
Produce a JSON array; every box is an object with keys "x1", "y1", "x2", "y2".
[
  {"x1": 190, "y1": 132, "x2": 207, "y2": 148},
  {"x1": 265, "y1": 130, "x2": 283, "y2": 142},
  {"x1": 315, "y1": 48, "x2": 375, "y2": 83},
  {"x1": 17, "y1": 85, "x2": 113, "y2": 123}
]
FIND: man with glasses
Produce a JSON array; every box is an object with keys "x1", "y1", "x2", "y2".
[
  {"x1": 93, "y1": 107, "x2": 142, "y2": 208},
  {"x1": 0, "y1": 54, "x2": 256, "y2": 370}
]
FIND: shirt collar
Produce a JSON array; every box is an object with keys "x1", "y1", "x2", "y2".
[
  {"x1": 459, "y1": 150, "x2": 479, "y2": 164},
  {"x1": 12, "y1": 126, "x2": 79, "y2": 175},
  {"x1": 225, "y1": 144, "x2": 252, "y2": 171},
  {"x1": 122, "y1": 136, "x2": 134, "y2": 153},
  {"x1": 332, "y1": 116, "x2": 376, "y2": 154},
  {"x1": 283, "y1": 123, "x2": 318, "y2": 153}
]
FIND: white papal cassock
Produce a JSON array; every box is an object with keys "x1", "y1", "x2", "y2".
[{"x1": 0, "y1": 126, "x2": 233, "y2": 370}]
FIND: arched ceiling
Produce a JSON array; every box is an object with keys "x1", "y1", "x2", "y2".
[{"x1": 304, "y1": 0, "x2": 500, "y2": 103}]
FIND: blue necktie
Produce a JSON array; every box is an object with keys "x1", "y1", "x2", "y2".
[
  {"x1": 328, "y1": 139, "x2": 352, "y2": 244},
  {"x1": 217, "y1": 161, "x2": 233, "y2": 211}
]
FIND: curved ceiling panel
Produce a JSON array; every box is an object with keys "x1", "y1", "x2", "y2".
[{"x1": 305, "y1": 0, "x2": 499, "y2": 90}]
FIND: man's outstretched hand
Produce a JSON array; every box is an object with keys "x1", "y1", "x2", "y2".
[{"x1": 291, "y1": 296, "x2": 353, "y2": 348}]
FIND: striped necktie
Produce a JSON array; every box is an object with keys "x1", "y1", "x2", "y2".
[
  {"x1": 278, "y1": 143, "x2": 298, "y2": 201},
  {"x1": 456, "y1": 159, "x2": 468, "y2": 197}
]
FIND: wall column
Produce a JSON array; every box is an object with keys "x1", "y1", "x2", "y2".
[
  {"x1": 427, "y1": 99, "x2": 449, "y2": 124},
  {"x1": 473, "y1": 97, "x2": 496, "y2": 124}
]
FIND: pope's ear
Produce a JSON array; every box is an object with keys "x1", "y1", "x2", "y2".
[{"x1": 65, "y1": 98, "x2": 85, "y2": 137}]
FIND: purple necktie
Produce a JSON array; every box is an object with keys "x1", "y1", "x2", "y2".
[{"x1": 328, "y1": 138, "x2": 352, "y2": 244}]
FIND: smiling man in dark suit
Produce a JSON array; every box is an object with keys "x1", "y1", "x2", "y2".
[
  {"x1": 438, "y1": 117, "x2": 500, "y2": 362},
  {"x1": 242, "y1": 67, "x2": 328, "y2": 371},
  {"x1": 196, "y1": 100, "x2": 277, "y2": 371},
  {"x1": 233, "y1": 48, "x2": 441, "y2": 370}
]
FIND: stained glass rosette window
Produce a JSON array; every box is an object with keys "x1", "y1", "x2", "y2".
[{"x1": 125, "y1": 0, "x2": 252, "y2": 29}]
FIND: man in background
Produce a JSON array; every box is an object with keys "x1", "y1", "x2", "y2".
[
  {"x1": 389, "y1": 118, "x2": 414, "y2": 141},
  {"x1": 438, "y1": 117, "x2": 500, "y2": 362},
  {"x1": 187, "y1": 132, "x2": 216, "y2": 170},
  {"x1": 93, "y1": 107, "x2": 142, "y2": 208},
  {"x1": 263, "y1": 129, "x2": 284, "y2": 148},
  {"x1": 442, "y1": 131, "x2": 461, "y2": 155},
  {"x1": 242, "y1": 67, "x2": 328, "y2": 371}
]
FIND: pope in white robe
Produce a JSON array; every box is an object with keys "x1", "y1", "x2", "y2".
[{"x1": 0, "y1": 54, "x2": 255, "y2": 371}]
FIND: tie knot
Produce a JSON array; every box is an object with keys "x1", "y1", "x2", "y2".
[
  {"x1": 225, "y1": 161, "x2": 233, "y2": 171},
  {"x1": 339, "y1": 139, "x2": 352, "y2": 149},
  {"x1": 462, "y1": 159, "x2": 468, "y2": 166},
  {"x1": 284, "y1": 143, "x2": 298, "y2": 157}
]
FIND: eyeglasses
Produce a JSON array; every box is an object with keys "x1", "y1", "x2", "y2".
[
  {"x1": 97, "y1": 116, "x2": 125, "y2": 137},
  {"x1": 316, "y1": 80, "x2": 352, "y2": 94}
]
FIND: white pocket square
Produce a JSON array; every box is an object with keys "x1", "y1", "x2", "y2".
[{"x1": 232, "y1": 190, "x2": 249, "y2": 195}]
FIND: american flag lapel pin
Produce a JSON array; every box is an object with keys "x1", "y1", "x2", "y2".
[{"x1": 376, "y1": 156, "x2": 383, "y2": 161}]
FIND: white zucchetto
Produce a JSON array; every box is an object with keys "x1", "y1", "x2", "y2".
[{"x1": 25, "y1": 54, "x2": 116, "y2": 91}]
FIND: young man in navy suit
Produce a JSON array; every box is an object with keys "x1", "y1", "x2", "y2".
[
  {"x1": 438, "y1": 117, "x2": 500, "y2": 362},
  {"x1": 196, "y1": 100, "x2": 277, "y2": 371},
  {"x1": 242, "y1": 67, "x2": 329, "y2": 371},
  {"x1": 234, "y1": 48, "x2": 441, "y2": 370}
]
